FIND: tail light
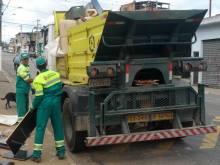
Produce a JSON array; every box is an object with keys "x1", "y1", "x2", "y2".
[
  {"x1": 198, "y1": 63, "x2": 207, "y2": 71},
  {"x1": 106, "y1": 67, "x2": 115, "y2": 77},
  {"x1": 91, "y1": 68, "x2": 99, "y2": 77},
  {"x1": 168, "y1": 63, "x2": 173, "y2": 81},
  {"x1": 183, "y1": 63, "x2": 192, "y2": 72},
  {"x1": 198, "y1": 64, "x2": 203, "y2": 70},
  {"x1": 125, "y1": 64, "x2": 130, "y2": 83},
  {"x1": 182, "y1": 62, "x2": 207, "y2": 72},
  {"x1": 173, "y1": 60, "x2": 207, "y2": 77},
  {"x1": 88, "y1": 65, "x2": 117, "y2": 88}
]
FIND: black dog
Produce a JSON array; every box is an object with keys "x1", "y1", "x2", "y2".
[{"x1": 1, "y1": 92, "x2": 16, "y2": 109}]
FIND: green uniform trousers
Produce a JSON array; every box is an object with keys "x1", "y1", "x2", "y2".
[
  {"x1": 33, "y1": 96, "x2": 65, "y2": 158},
  {"x1": 16, "y1": 93, "x2": 29, "y2": 122}
]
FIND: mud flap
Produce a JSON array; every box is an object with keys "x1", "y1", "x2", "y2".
[{"x1": 6, "y1": 109, "x2": 37, "y2": 155}]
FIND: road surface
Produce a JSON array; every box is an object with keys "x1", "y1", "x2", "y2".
[{"x1": 2, "y1": 52, "x2": 220, "y2": 165}]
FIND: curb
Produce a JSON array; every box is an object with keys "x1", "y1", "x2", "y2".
[
  {"x1": 205, "y1": 89, "x2": 220, "y2": 96},
  {"x1": 0, "y1": 70, "x2": 9, "y2": 83},
  {"x1": 193, "y1": 85, "x2": 220, "y2": 96}
]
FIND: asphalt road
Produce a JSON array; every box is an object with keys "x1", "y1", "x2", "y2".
[{"x1": 2, "y1": 52, "x2": 220, "y2": 165}]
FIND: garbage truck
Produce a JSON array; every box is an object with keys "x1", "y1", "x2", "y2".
[{"x1": 54, "y1": 9, "x2": 217, "y2": 152}]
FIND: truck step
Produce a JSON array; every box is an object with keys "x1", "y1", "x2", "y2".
[{"x1": 86, "y1": 125, "x2": 217, "y2": 147}]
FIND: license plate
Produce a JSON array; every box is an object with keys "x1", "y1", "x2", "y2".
[
  {"x1": 89, "y1": 78, "x2": 111, "y2": 87},
  {"x1": 127, "y1": 112, "x2": 173, "y2": 123},
  {"x1": 151, "y1": 112, "x2": 173, "y2": 121},
  {"x1": 127, "y1": 114, "x2": 150, "y2": 123}
]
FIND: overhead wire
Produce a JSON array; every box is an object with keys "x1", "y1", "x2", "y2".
[
  {"x1": 2, "y1": 0, "x2": 89, "y2": 41},
  {"x1": 2, "y1": 0, "x2": 12, "y2": 14},
  {"x1": 2, "y1": 4, "x2": 51, "y2": 15},
  {"x1": 2, "y1": 21, "x2": 35, "y2": 27}
]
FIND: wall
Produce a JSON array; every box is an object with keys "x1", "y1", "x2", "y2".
[
  {"x1": 120, "y1": 3, "x2": 135, "y2": 11},
  {"x1": 191, "y1": 22, "x2": 220, "y2": 83}
]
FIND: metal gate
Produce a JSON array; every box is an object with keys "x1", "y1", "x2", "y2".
[{"x1": 202, "y1": 39, "x2": 220, "y2": 86}]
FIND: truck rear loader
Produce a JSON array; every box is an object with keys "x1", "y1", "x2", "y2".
[{"x1": 56, "y1": 9, "x2": 217, "y2": 152}]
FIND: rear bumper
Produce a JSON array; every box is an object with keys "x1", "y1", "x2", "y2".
[{"x1": 86, "y1": 125, "x2": 217, "y2": 147}]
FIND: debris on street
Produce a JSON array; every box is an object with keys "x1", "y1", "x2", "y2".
[
  {"x1": 6, "y1": 110, "x2": 36, "y2": 155},
  {"x1": 2, "y1": 150, "x2": 32, "y2": 161},
  {"x1": 0, "y1": 160, "x2": 15, "y2": 165},
  {"x1": 1, "y1": 0, "x2": 220, "y2": 165},
  {"x1": 134, "y1": 80, "x2": 159, "y2": 86},
  {"x1": 0, "y1": 115, "x2": 17, "y2": 126}
]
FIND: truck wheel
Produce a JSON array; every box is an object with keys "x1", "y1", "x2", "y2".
[{"x1": 63, "y1": 98, "x2": 87, "y2": 152}]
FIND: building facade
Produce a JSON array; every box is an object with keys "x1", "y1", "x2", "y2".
[
  {"x1": 15, "y1": 32, "x2": 31, "y2": 49},
  {"x1": 192, "y1": 14, "x2": 220, "y2": 87},
  {"x1": 8, "y1": 38, "x2": 16, "y2": 53},
  {"x1": 12, "y1": 31, "x2": 43, "y2": 54},
  {"x1": 120, "y1": 1, "x2": 170, "y2": 11}
]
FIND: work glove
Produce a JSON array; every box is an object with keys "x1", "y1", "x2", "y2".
[
  {"x1": 27, "y1": 78, "x2": 33, "y2": 84},
  {"x1": 36, "y1": 71, "x2": 40, "y2": 76},
  {"x1": 31, "y1": 88, "x2": 35, "y2": 95}
]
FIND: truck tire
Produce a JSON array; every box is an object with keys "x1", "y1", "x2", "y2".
[{"x1": 63, "y1": 98, "x2": 87, "y2": 152}]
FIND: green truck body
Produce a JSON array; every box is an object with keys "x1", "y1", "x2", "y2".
[{"x1": 61, "y1": 10, "x2": 217, "y2": 152}]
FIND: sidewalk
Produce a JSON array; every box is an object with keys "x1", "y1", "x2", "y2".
[
  {"x1": 193, "y1": 84, "x2": 220, "y2": 96},
  {"x1": 0, "y1": 71, "x2": 10, "y2": 83},
  {"x1": 205, "y1": 87, "x2": 220, "y2": 96},
  {"x1": 0, "y1": 71, "x2": 74, "y2": 165}
]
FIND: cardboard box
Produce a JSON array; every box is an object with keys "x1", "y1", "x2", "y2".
[
  {"x1": 59, "y1": 36, "x2": 68, "y2": 54},
  {"x1": 59, "y1": 20, "x2": 77, "y2": 37},
  {"x1": 56, "y1": 56, "x2": 68, "y2": 79}
]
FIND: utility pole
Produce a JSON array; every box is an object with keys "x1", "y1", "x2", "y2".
[
  {"x1": 20, "y1": 24, "x2": 23, "y2": 50},
  {"x1": 35, "y1": 19, "x2": 40, "y2": 55},
  {"x1": 20, "y1": 24, "x2": 23, "y2": 32},
  {"x1": 0, "y1": 0, "x2": 2, "y2": 44},
  {"x1": 0, "y1": 0, "x2": 3, "y2": 71},
  {"x1": 209, "y1": 0, "x2": 212, "y2": 17}
]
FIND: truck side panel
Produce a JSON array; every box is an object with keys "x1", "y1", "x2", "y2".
[
  {"x1": 54, "y1": 11, "x2": 66, "y2": 37},
  {"x1": 67, "y1": 13, "x2": 108, "y2": 83}
]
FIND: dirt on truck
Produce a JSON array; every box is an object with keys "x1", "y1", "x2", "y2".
[{"x1": 53, "y1": 9, "x2": 218, "y2": 152}]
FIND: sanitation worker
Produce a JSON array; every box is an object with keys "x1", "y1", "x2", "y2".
[
  {"x1": 13, "y1": 53, "x2": 20, "y2": 72},
  {"x1": 31, "y1": 56, "x2": 65, "y2": 162},
  {"x1": 16, "y1": 53, "x2": 32, "y2": 122}
]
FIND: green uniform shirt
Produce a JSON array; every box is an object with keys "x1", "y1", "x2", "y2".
[
  {"x1": 32, "y1": 70, "x2": 62, "y2": 109},
  {"x1": 16, "y1": 64, "x2": 31, "y2": 93}
]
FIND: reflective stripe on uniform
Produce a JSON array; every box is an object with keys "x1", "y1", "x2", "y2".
[
  {"x1": 32, "y1": 70, "x2": 61, "y2": 96},
  {"x1": 55, "y1": 140, "x2": 65, "y2": 148},
  {"x1": 23, "y1": 75, "x2": 29, "y2": 81},
  {"x1": 33, "y1": 80, "x2": 44, "y2": 97},
  {"x1": 34, "y1": 143, "x2": 43, "y2": 151},
  {"x1": 35, "y1": 90, "x2": 44, "y2": 96},
  {"x1": 44, "y1": 78, "x2": 60, "y2": 88}
]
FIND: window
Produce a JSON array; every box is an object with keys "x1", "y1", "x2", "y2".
[{"x1": 193, "y1": 51, "x2": 199, "y2": 57}]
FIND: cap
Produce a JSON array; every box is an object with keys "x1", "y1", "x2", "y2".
[
  {"x1": 36, "y1": 56, "x2": 47, "y2": 66},
  {"x1": 20, "y1": 53, "x2": 29, "y2": 60}
]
